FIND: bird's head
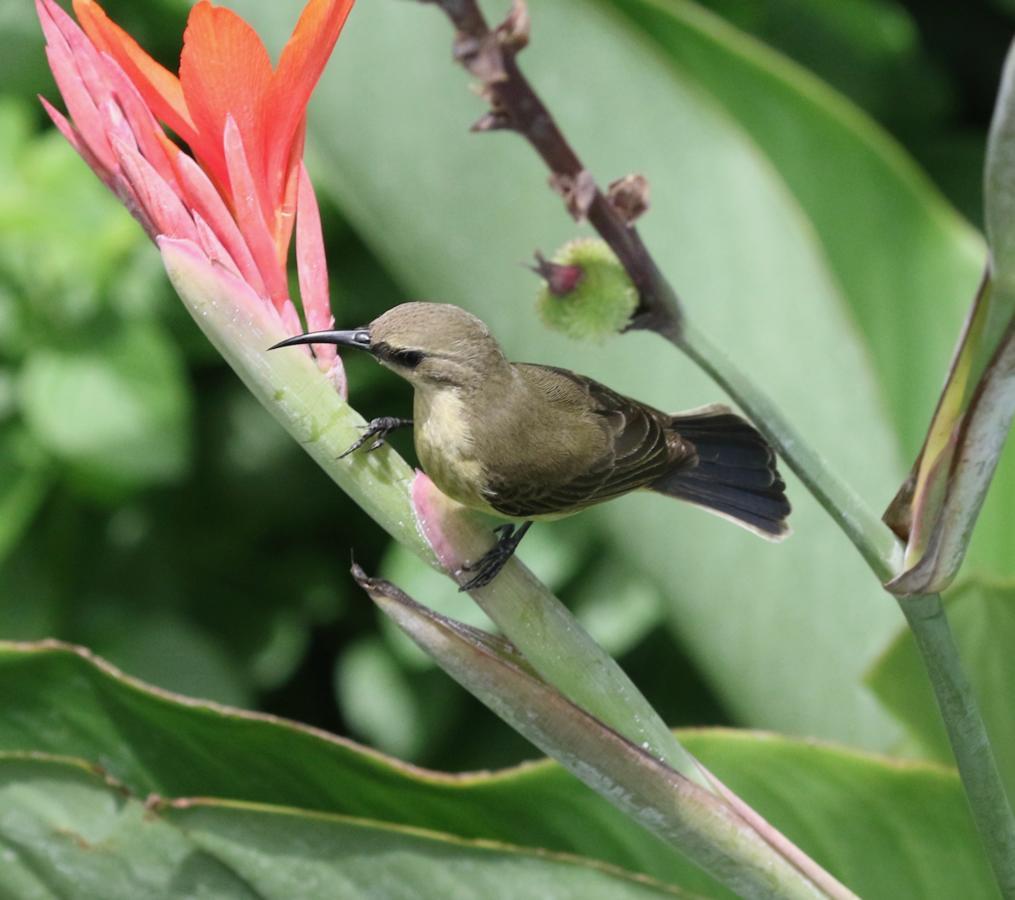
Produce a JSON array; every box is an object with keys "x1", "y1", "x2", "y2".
[{"x1": 269, "y1": 302, "x2": 510, "y2": 389}]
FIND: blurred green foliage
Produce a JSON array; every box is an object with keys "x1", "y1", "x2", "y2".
[{"x1": 2, "y1": 0, "x2": 1014, "y2": 778}]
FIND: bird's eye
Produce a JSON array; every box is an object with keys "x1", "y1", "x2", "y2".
[{"x1": 390, "y1": 348, "x2": 424, "y2": 369}]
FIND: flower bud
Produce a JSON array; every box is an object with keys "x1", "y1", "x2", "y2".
[{"x1": 535, "y1": 239, "x2": 637, "y2": 341}]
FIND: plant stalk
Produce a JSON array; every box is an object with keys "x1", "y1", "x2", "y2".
[
  {"x1": 410, "y1": 475, "x2": 709, "y2": 784},
  {"x1": 671, "y1": 320, "x2": 903, "y2": 582},
  {"x1": 164, "y1": 240, "x2": 698, "y2": 779},
  {"x1": 362, "y1": 568, "x2": 855, "y2": 900},
  {"x1": 673, "y1": 318, "x2": 1015, "y2": 893},
  {"x1": 900, "y1": 592, "x2": 1015, "y2": 897}
]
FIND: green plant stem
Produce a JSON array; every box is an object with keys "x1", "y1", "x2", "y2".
[
  {"x1": 667, "y1": 316, "x2": 1015, "y2": 895},
  {"x1": 363, "y1": 570, "x2": 853, "y2": 900},
  {"x1": 164, "y1": 242, "x2": 698, "y2": 780},
  {"x1": 166, "y1": 244, "x2": 857, "y2": 894},
  {"x1": 671, "y1": 319, "x2": 902, "y2": 581},
  {"x1": 900, "y1": 592, "x2": 1015, "y2": 897},
  {"x1": 476, "y1": 559, "x2": 711, "y2": 782},
  {"x1": 410, "y1": 482, "x2": 709, "y2": 784}
]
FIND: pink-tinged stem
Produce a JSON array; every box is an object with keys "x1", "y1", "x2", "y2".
[{"x1": 410, "y1": 472, "x2": 710, "y2": 786}]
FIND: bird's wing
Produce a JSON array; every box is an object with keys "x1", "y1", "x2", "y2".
[{"x1": 483, "y1": 365, "x2": 696, "y2": 518}]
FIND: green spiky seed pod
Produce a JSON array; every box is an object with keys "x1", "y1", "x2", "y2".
[{"x1": 535, "y1": 239, "x2": 637, "y2": 341}]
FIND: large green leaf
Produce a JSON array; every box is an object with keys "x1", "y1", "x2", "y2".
[
  {"x1": 0, "y1": 755, "x2": 679, "y2": 899},
  {"x1": 867, "y1": 579, "x2": 1015, "y2": 801},
  {"x1": 237, "y1": 0, "x2": 908, "y2": 747},
  {"x1": 0, "y1": 641, "x2": 995, "y2": 899},
  {"x1": 690, "y1": 0, "x2": 951, "y2": 138},
  {"x1": 0, "y1": 639, "x2": 724, "y2": 895}
]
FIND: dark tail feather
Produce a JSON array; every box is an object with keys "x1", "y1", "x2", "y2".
[{"x1": 650, "y1": 405, "x2": 791, "y2": 540}]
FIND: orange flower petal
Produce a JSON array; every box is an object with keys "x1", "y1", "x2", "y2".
[
  {"x1": 263, "y1": 0, "x2": 354, "y2": 208},
  {"x1": 72, "y1": 0, "x2": 197, "y2": 147},
  {"x1": 180, "y1": 1, "x2": 274, "y2": 220},
  {"x1": 273, "y1": 120, "x2": 305, "y2": 263}
]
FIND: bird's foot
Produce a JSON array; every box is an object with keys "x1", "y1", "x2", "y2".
[
  {"x1": 339, "y1": 417, "x2": 413, "y2": 459},
  {"x1": 459, "y1": 522, "x2": 532, "y2": 591}
]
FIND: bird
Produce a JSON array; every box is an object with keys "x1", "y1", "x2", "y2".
[{"x1": 270, "y1": 302, "x2": 790, "y2": 590}]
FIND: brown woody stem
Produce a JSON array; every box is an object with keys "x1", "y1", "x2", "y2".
[{"x1": 420, "y1": 0, "x2": 682, "y2": 334}]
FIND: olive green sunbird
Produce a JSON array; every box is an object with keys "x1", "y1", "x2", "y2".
[{"x1": 271, "y1": 302, "x2": 790, "y2": 590}]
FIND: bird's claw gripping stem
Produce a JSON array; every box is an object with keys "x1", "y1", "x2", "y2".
[
  {"x1": 339, "y1": 417, "x2": 413, "y2": 459},
  {"x1": 459, "y1": 521, "x2": 533, "y2": 591}
]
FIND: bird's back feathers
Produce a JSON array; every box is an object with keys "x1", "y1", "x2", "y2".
[
  {"x1": 417, "y1": 359, "x2": 790, "y2": 538},
  {"x1": 479, "y1": 364, "x2": 693, "y2": 518}
]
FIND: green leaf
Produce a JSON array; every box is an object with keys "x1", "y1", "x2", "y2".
[
  {"x1": 690, "y1": 0, "x2": 949, "y2": 136},
  {"x1": 868, "y1": 580, "x2": 1015, "y2": 797},
  {"x1": 0, "y1": 640, "x2": 996, "y2": 899},
  {"x1": 987, "y1": 39, "x2": 1015, "y2": 291},
  {"x1": 0, "y1": 755, "x2": 681, "y2": 900},
  {"x1": 691, "y1": 731, "x2": 995, "y2": 900},
  {"x1": 17, "y1": 324, "x2": 190, "y2": 494},
  {"x1": 0, "y1": 640, "x2": 697, "y2": 888},
  {"x1": 170, "y1": 801, "x2": 683, "y2": 900},
  {"x1": 0, "y1": 428, "x2": 47, "y2": 570},
  {"x1": 882, "y1": 38, "x2": 1015, "y2": 594},
  {"x1": 240, "y1": 0, "x2": 911, "y2": 747},
  {"x1": 0, "y1": 754, "x2": 236, "y2": 899}
]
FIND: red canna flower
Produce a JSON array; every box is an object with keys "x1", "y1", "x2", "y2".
[{"x1": 36, "y1": 0, "x2": 353, "y2": 383}]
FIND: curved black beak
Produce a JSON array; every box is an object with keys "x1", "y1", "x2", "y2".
[{"x1": 268, "y1": 328, "x2": 372, "y2": 353}]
